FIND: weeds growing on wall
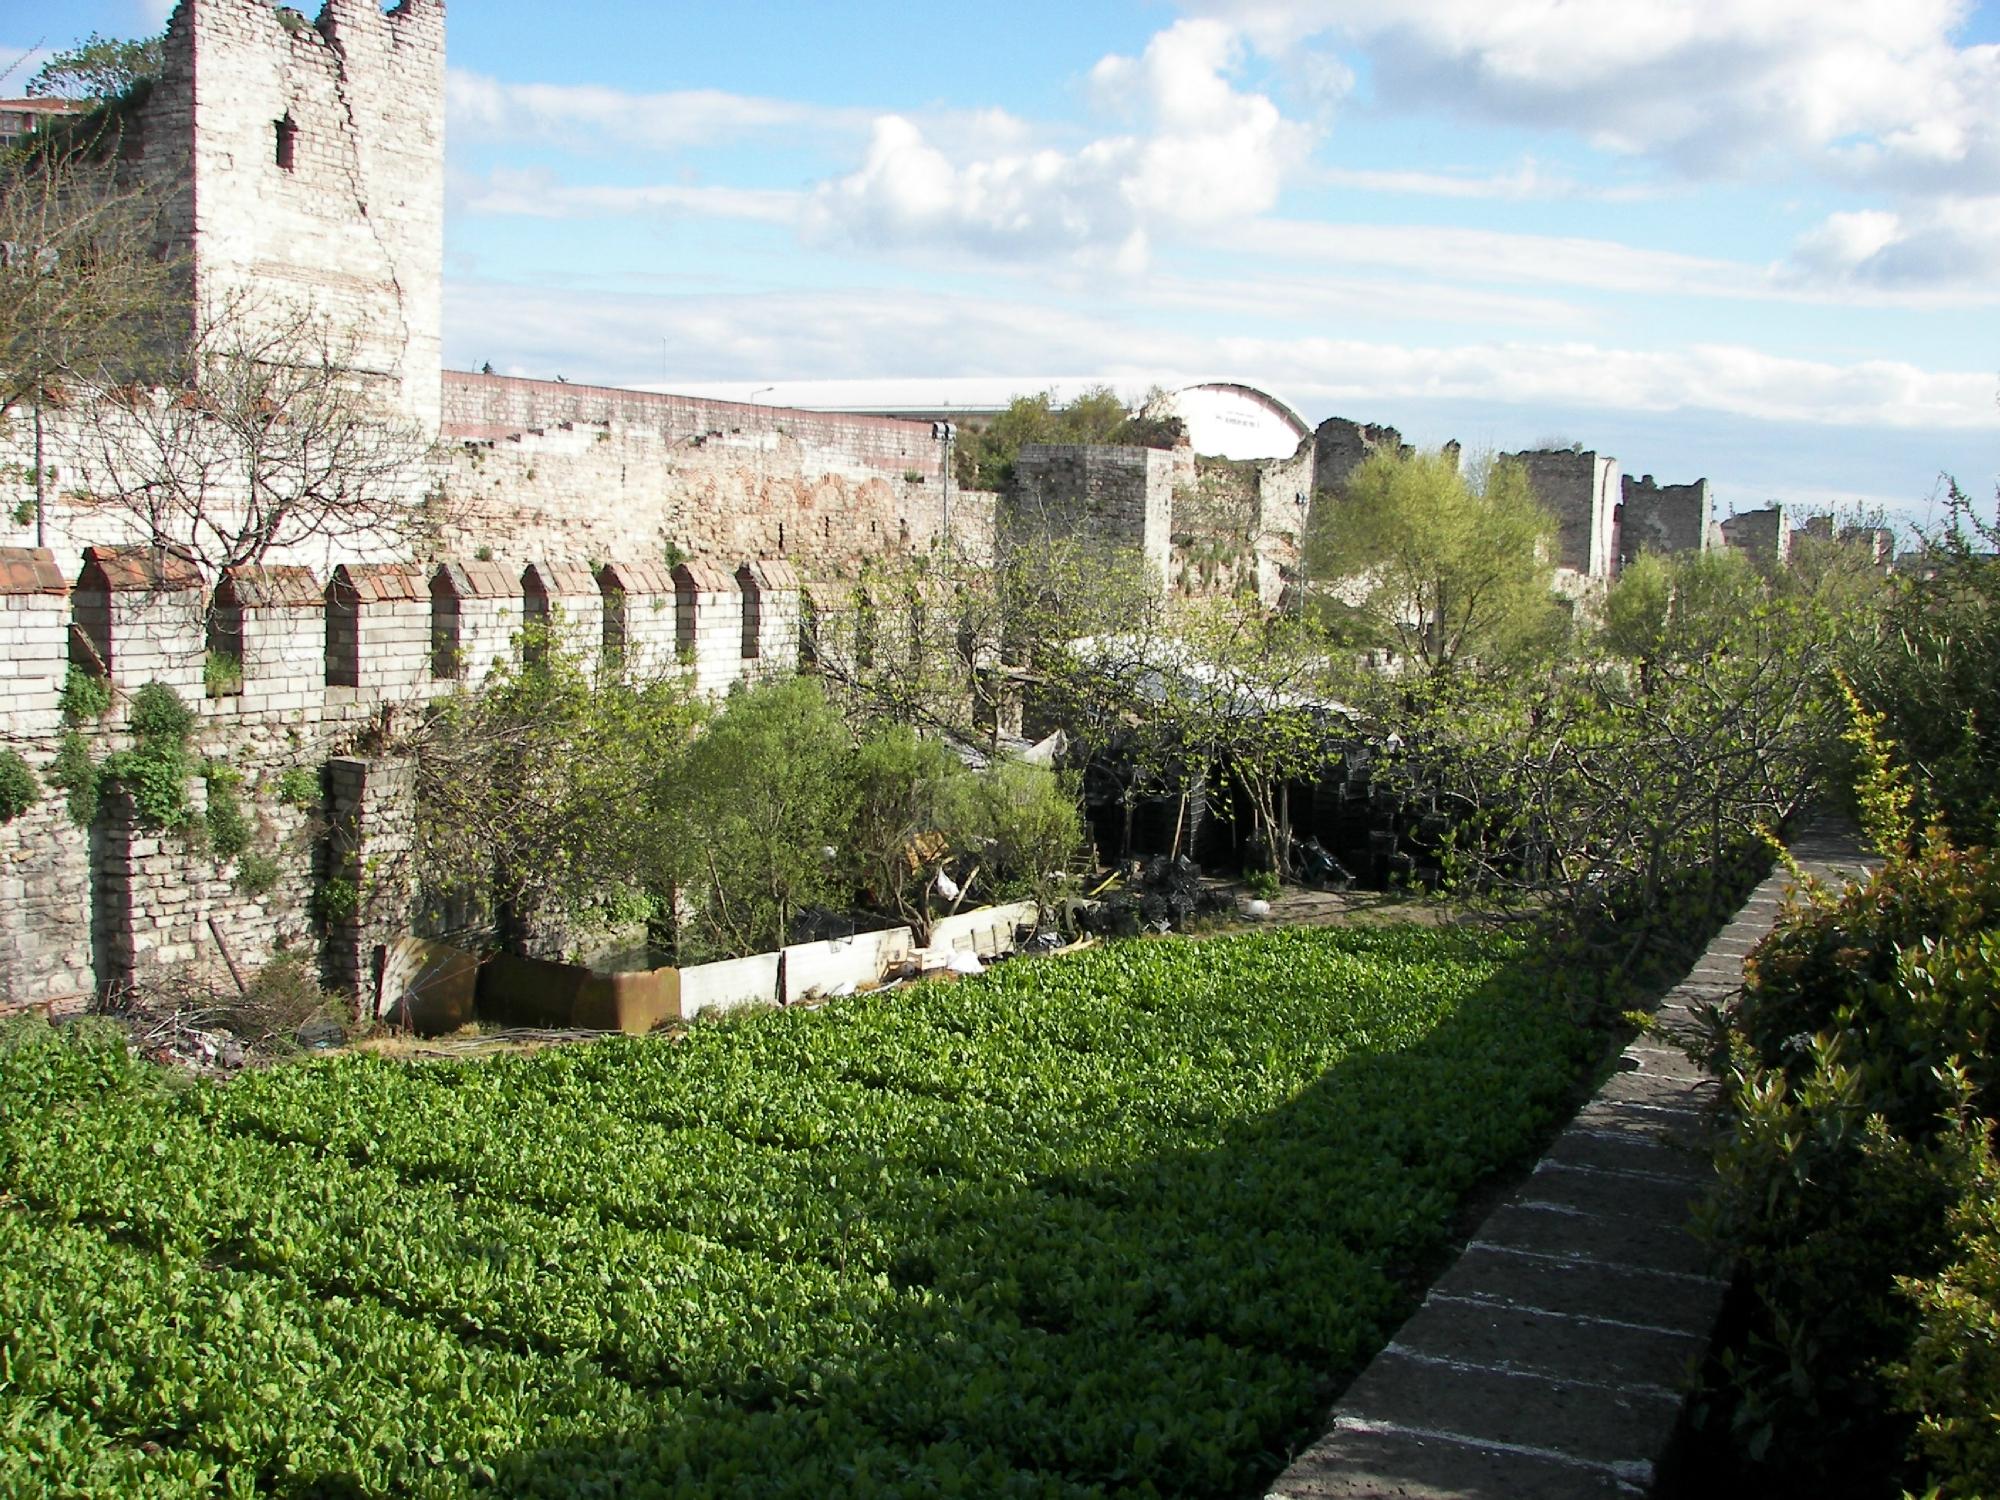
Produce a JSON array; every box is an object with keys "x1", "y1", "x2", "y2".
[
  {"x1": 201, "y1": 650, "x2": 242, "y2": 700},
  {"x1": 312, "y1": 878, "x2": 359, "y2": 930},
  {"x1": 99, "y1": 683, "x2": 199, "y2": 832},
  {"x1": 57, "y1": 665, "x2": 110, "y2": 726},
  {"x1": 273, "y1": 766, "x2": 320, "y2": 811},
  {"x1": 47, "y1": 732, "x2": 98, "y2": 827},
  {"x1": 0, "y1": 751, "x2": 38, "y2": 823},
  {"x1": 201, "y1": 762, "x2": 250, "y2": 861},
  {"x1": 232, "y1": 849, "x2": 282, "y2": 898}
]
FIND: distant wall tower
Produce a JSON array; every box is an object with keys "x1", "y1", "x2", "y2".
[
  {"x1": 1507, "y1": 448, "x2": 1622, "y2": 580},
  {"x1": 140, "y1": 0, "x2": 446, "y2": 435}
]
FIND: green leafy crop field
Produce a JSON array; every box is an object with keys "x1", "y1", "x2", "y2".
[{"x1": 0, "y1": 925, "x2": 1597, "y2": 1498}]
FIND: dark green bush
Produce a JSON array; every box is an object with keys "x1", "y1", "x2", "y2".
[
  {"x1": 127, "y1": 681, "x2": 196, "y2": 744},
  {"x1": 99, "y1": 742, "x2": 196, "y2": 831},
  {"x1": 1894, "y1": 1143, "x2": 2000, "y2": 1499},
  {"x1": 0, "y1": 750, "x2": 39, "y2": 822},
  {"x1": 1740, "y1": 842, "x2": 2000, "y2": 1132},
  {"x1": 1705, "y1": 833, "x2": 2000, "y2": 1494}
]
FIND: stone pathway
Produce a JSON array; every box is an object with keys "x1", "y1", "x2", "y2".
[{"x1": 1265, "y1": 825, "x2": 1879, "y2": 1499}]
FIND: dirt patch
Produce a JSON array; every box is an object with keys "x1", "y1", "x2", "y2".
[{"x1": 1188, "y1": 878, "x2": 1463, "y2": 937}]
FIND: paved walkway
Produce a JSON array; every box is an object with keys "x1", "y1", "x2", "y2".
[{"x1": 1265, "y1": 825, "x2": 1879, "y2": 1499}]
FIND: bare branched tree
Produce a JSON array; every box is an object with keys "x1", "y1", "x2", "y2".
[
  {"x1": 63, "y1": 290, "x2": 440, "y2": 573},
  {"x1": 0, "y1": 130, "x2": 177, "y2": 542}
]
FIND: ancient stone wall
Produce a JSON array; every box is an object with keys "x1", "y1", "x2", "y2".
[
  {"x1": 1620, "y1": 474, "x2": 1712, "y2": 561},
  {"x1": 1253, "y1": 438, "x2": 1317, "y2": 607},
  {"x1": 1009, "y1": 444, "x2": 1191, "y2": 588},
  {"x1": 1311, "y1": 418, "x2": 1405, "y2": 497},
  {"x1": 433, "y1": 375, "x2": 970, "y2": 586},
  {"x1": 1508, "y1": 448, "x2": 1622, "y2": 580},
  {"x1": 0, "y1": 550, "x2": 70, "y2": 741},
  {"x1": 0, "y1": 548, "x2": 802, "y2": 1011},
  {"x1": 1840, "y1": 525, "x2": 1896, "y2": 568},
  {"x1": 1721, "y1": 505, "x2": 1793, "y2": 566},
  {"x1": 1173, "y1": 458, "x2": 1261, "y2": 599}
]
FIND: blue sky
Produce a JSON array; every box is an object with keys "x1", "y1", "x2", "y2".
[{"x1": 7, "y1": 0, "x2": 1998, "y2": 528}]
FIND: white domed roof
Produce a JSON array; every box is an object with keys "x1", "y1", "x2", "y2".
[{"x1": 1148, "y1": 383, "x2": 1311, "y2": 462}]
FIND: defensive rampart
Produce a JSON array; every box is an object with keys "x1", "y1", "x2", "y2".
[{"x1": 0, "y1": 544, "x2": 802, "y2": 1012}]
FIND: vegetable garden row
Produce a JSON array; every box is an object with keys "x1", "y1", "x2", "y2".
[{"x1": 0, "y1": 925, "x2": 1602, "y2": 1497}]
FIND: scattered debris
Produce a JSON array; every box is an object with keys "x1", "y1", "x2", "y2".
[
  {"x1": 88, "y1": 952, "x2": 347, "y2": 1076},
  {"x1": 1073, "y1": 855, "x2": 1234, "y2": 938},
  {"x1": 1294, "y1": 837, "x2": 1354, "y2": 890}
]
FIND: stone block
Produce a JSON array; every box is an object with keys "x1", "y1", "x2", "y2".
[
  {"x1": 1473, "y1": 1201, "x2": 1722, "y2": 1284},
  {"x1": 1337, "y1": 1350, "x2": 1676, "y2": 1474},
  {"x1": 1391, "y1": 1295, "x2": 1703, "y2": 1400},
  {"x1": 1267, "y1": 1420, "x2": 1644, "y2": 1499}
]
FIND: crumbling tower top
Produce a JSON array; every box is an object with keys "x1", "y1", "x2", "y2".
[{"x1": 134, "y1": 0, "x2": 446, "y2": 434}]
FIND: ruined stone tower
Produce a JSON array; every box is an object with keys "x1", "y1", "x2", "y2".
[{"x1": 136, "y1": 0, "x2": 446, "y2": 435}]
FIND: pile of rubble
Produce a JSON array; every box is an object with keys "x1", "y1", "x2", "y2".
[{"x1": 1071, "y1": 855, "x2": 1235, "y2": 938}]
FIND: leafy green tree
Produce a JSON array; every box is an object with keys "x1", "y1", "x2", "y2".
[
  {"x1": 1843, "y1": 481, "x2": 2000, "y2": 840},
  {"x1": 1603, "y1": 548, "x2": 1764, "y2": 688},
  {"x1": 1401, "y1": 566, "x2": 1847, "y2": 991},
  {"x1": 954, "y1": 386, "x2": 1184, "y2": 491},
  {"x1": 414, "y1": 626, "x2": 705, "y2": 957},
  {"x1": 967, "y1": 757, "x2": 1087, "y2": 909},
  {"x1": 845, "y1": 723, "x2": 979, "y2": 927},
  {"x1": 1306, "y1": 448, "x2": 1563, "y2": 675},
  {"x1": 661, "y1": 677, "x2": 857, "y2": 959},
  {"x1": 27, "y1": 32, "x2": 164, "y2": 103}
]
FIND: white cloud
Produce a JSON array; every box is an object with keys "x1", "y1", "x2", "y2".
[
  {"x1": 1231, "y1": 217, "x2": 2000, "y2": 308},
  {"x1": 1313, "y1": 158, "x2": 1658, "y2": 202},
  {"x1": 447, "y1": 70, "x2": 869, "y2": 152},
  {"x1": 1190, "y1": 0, "x2": 2000, "y2": 192},
  {"x1": 136, "y1": 0, "x2": 175, "y2": 28},
  {"x1": 1143, "y1": 268, "x2": 1592, "y2": 331},
  {"x1": 445, "y1": 278, "x2": 1997, "y2": 436},
  {"x1": 1787, "y1": 196, "x2": 2000, "y2": 290},
  {"x1": 446, "y1": 71, "x2": 1044, "y2": 164},
  {"x1": 455, "y1": 167, "x2": 800, "y2": 226},
  {"x1": 1231, "y1": 218, "x2": 1762, "y2": 300},
  {"x1": 803, "y1": 19, "x2": 1312, "y2": 269}
]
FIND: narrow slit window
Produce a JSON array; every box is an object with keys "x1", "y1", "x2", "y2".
[{"x1": 275, "y1": 114, "x2": 298, "y2": 171}]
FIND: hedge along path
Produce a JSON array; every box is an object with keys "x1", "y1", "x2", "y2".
[
  {"x1": 0, "y1": 923, "x2": 1614, "y2": 1498},
  {"x1": 1264, "y1": 824, "x2": 1881, "y2": 1500}
]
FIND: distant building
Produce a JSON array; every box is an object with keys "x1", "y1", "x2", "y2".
[
  {"x1": 1145, "y1": 383, "x2": 1312, "y2": 462},
  {"x1": 0, "y1": 98, "x2": 89, "y2": 152}
]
